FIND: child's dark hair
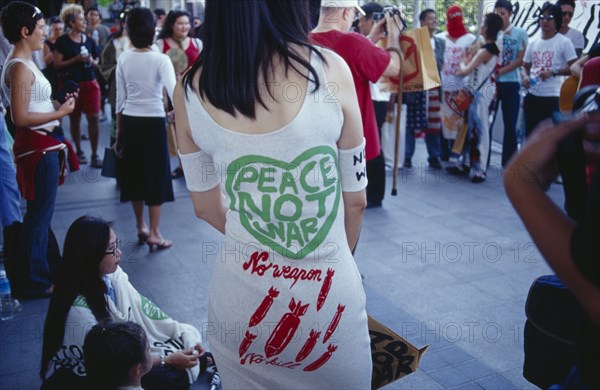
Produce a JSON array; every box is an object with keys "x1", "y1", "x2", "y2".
[
  {"x1": 0, "y1": 1, "x2": 44, "y2": 44},
  {"x1": 83, "y1": 320, "x2": 149, "y2": 388}
]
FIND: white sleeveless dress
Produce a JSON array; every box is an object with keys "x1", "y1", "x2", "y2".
[{"x1": 183, "y1": 51, "x2": 372, "y2": 388}]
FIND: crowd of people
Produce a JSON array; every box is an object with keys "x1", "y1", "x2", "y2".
[{"x1": 0, "y1": 0, "x2": 598, "y2": 388}]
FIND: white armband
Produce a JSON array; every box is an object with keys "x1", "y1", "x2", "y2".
[
  {"x1": 338, "y1": 138, "x2": 367, "y2": 192},
  {"x1": 178, "y1": 150, "x2": 221, "y2": 192}
]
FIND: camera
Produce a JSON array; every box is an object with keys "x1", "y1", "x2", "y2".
[
  {"x1": 574, "y1": 85, "x2": 600, "y2": 113},
  {"x1": 553, "y1": 85, "x2": 600, "y2": 124},
  {"x1": 371, "y1": 6, "x2": 407, "y2": 31}
]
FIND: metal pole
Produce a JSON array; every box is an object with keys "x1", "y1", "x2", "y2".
[{"x1": 414, "y1": 0, "x2": 421, "y2": 28}]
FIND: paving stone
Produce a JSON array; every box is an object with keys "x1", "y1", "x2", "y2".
[
  {"x1": 454, "y1": 359, "x2": 498, "y2": 381},
  {"x1": 476, "y1": 373, "x2": 517, "y2": 389},
  {"x1": 428, "y1": 365, "x2": 472, "y2": 388}
]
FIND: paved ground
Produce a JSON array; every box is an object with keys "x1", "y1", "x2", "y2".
[{"x1": 0, "y1": 113, "x2": 559, "y2": 389}]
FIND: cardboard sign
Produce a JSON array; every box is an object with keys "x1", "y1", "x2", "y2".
[{"x1": 368, "y1": 315, "x2": 429, "y2": 389}]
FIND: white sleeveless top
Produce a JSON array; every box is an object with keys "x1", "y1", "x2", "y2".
[
  {"x1": 183, "y1": 50, "x2": 372, "y2": 388},
  {"x1": 1, "y1": 56, "x2": 59, "y2": 129}
]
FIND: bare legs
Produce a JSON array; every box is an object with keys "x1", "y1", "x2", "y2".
[
  {"x1": 69, "y1": 110, "x2": 82, "y2": 154},
  {"x1": 86, "y1": 112, "x2": 99, "y2": 157},
  {"x1": 130, "y1": 202, "x2": 171, "y2": 250},
  {"x1": 68, "y1": 111, "x2": 100, "y2": 164}
]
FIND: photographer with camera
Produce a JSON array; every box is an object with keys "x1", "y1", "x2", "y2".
[{"x1": 311, "y1": 0, "x2": 403, "y2": 208}]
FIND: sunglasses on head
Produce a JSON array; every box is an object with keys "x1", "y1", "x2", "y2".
[
  {"x1": 562, "y1": 11, "x2": 573, "y2": 17},
  {"x1": 32, "y1": 6, "x2": 41, "y2": 19},
  {"x1": 539, "y1": 14, "x2": 555, "y2": 21}
]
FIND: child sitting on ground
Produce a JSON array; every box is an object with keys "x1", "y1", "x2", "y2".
[{"x1": 84, "y1": 320, "x2": 153, "y2": 390}]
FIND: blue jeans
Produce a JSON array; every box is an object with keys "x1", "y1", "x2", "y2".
[
  {"x1": 18, "y1": 151, "x2": 59, "y2": 296},
  {"x1": 0, "y1": 117, "x2": 22, "y2": 228},
  {"x1": 496, "y1": 82, "x2": 520, "y2": 167},
  {"x1": 405, "y1": 131, "x2": 441, "y2": 161}
]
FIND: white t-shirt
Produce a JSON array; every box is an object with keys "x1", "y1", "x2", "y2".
[
  {"x1": 524, "y1": 33, "x2": 577, "y2": 97},
  {"x1": 563, "y1": 28, "x2": 585, "y2": 50},
  {"x1": 115, "y1": 49, "x2": 176, "y2": 117},
  {"x1": 441, "y1": 33, "x2": 477, "y2": 91}
]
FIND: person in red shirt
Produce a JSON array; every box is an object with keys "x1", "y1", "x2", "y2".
[{"x1": 311, "y1": 0, "x2": 402, "y2": 208}]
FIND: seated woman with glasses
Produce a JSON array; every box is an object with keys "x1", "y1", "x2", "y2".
[{"x1": 40, "y1": 216, "x2": 210, "y2": 389}]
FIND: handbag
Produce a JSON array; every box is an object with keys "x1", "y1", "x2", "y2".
[
  {"x1": 454, "y1": 69, "x2": 496, "y2": 112},
  {"x1": 101, "y1": 146, "x2": 118, "y2": 178},
  {"x1": 454, "y1": 88, "x2": 474, "y2": 112},
  {"x1": 523, "y1": 274, "x2": 584, "y2": 389}
]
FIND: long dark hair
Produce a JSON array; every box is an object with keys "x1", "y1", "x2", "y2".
[
  {"x1": 182, "y1": 0, "x2": 325, "y2": 119},
  {"x1": 157, "y1": 10, "x2": 190, "y2": 41},
  {"x1": 483, "y1": 13, "x2": 503, "y2": 41},
  {"x1": 40, "y1": 216, "x2": 112, "y2": 379}
]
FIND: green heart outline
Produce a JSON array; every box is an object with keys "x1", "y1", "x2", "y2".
[{"x1": 225, "y1": 146, "x2": 340, "y2": 260}]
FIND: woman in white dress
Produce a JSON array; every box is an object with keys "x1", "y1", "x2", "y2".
[{"x1": 174, "y1": 0, "x2": 371, "y2": 388}]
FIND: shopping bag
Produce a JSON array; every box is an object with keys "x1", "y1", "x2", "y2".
[
  {"x1": 381, "y1": 27, "x2": 441, "y2": 93},
  {"x1": 369, "y1": 315, "x2": 428, "y2": 389},
  {"x1": 167, "y1": 122, "x2": 178, "y2": 157},
  {"x1": 101, "y1": 146, "x2": 118, "y2": 178}
]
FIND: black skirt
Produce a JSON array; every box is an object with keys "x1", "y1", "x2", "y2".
[{"x1": 119, "y1": 115, "x2": 174, "y2": 206}]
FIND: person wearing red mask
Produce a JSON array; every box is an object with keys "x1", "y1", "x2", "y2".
[{"x1": 440, "y1": 5, "x2": 477, "y2": 174}]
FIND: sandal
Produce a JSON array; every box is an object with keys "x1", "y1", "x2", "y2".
[
  {"x1": 471, "y1": 172, "x2": 486, "y2": 183},
  {"x1": 90, "y1": 154, "x2": 103, "y2": 168},
  {"x1": 137, "y1": 231, "x2": 150, "y2": 245},
  {"x1": 146, "y1": 239, "x2": 173, "y2": 252},
  {"x1": 446, "y1": 164, "x2": 470, "y2": 176},
  {"x1": 171, "y1": 167, "x2": 184, "y2": 179},
  {"x1": 77, "y1": 151, "x2": 88, "y2": 165}
]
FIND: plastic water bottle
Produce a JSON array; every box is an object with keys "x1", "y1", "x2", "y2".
[
  {"x1": 0, "y1": 270, "x2": 14, "y2": 321},
  {"x1": 92, "y1": 30, "x2": 99, "y2": 46},
  {"x1": 80, "y1": 46, "x2": 92, "y2": 68}
]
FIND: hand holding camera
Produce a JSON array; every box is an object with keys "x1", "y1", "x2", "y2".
[{"x1": 370, "y1": 6, "x2": 406, "y2": 39}]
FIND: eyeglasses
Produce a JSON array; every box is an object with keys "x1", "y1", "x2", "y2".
[
  {"x1": 562, "y1": 11, "x2": 573, "y2": 17},
  {"x1": 32, "y1": 6, "x2": 42, "y2": 19},
  {"x1": 539, "y1": 14, "x2": 555, "y2": 21},
  {"x1": 105, "y1": 238, "x2": 121, "y2": 256}
]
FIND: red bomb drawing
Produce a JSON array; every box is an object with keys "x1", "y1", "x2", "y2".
[{"x1": 264, "y1": 298, "x2": 309, "y2": 358}]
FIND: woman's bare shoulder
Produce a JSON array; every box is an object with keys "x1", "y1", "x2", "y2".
[{"x1": 318, "y1": 47, "x2": 353, "y2": 86}]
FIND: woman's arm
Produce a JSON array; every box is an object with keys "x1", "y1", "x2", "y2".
[
  {"x1": 53, "y1": 49, "x2": 84, "y2": 71},
  {"x1": 504, "y1": 114, "x2": 600, "y2": 325},
  {"x1": 43, "y1": 42, "x2": 53, "y2": 66},
  {"x1": 8, "y1": 62, "x2": 74, "y2": 128},
  {"x1": 322, "y1": 50, "x2": 367, "y2": 251},
  {"x1": 570, "y1": 54, "x2": 589, "y2": 79},
  {"x1": 456, "y1": 48, "x2": 491, "y2": 76},
  {"x1": 173, "y1": 80, "x2": 227, "y2": 234}
]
